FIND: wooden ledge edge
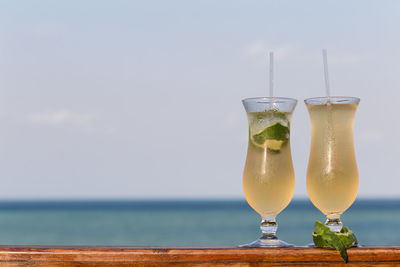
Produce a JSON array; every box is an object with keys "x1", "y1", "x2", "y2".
[{"x1": 0, "y1": 246, "x2": 398, "y2": 264}]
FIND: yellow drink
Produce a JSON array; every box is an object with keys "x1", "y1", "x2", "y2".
[
  {"x1": 241, "y1": 97, "x2": 297, "y2": 247},
  {"x1": 243, "y1": 112, "x2": 295, "y2": 218},
  {"x1": 306, "y1": 103, "x2": 359, "y2": 217}
]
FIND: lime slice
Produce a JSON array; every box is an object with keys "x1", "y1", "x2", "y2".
[
  {"x1": 251, "y1": 122, "x2": 289, "y2": 151},
  {"x1": 264, "y1": 140, "x2": 285, "y2": 152}
]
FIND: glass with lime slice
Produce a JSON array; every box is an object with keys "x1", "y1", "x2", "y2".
[{"x1": 241, "y1": 97, "x2": 297, "y2": 247}]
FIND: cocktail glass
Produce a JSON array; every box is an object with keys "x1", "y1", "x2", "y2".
[
  {"x1": 305, "y1": 96, "x2": 360, "y2": 233},
  {"x1": 241, "y1": 97, "x2": 297, "y2": 247}
]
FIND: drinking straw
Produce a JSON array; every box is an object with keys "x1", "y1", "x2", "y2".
[
  {"x1": 322, "y1": 49, "x2": 331, "y2": 102},
  {"x1": 269, "y1": 52, "x2": 274, "y2": 97}
]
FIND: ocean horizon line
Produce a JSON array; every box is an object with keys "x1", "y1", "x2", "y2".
[
  {"x1": 0, "y1": 198, "x2": 395, "y2": 211},
  {"x1": 0, "y1": 197, "x2": 400, "y2": 203},
  {"x1": 0, "y1": 197, "x2": 395, "y2": 202}
]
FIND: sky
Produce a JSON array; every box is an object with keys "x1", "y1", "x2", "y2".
[{"x1": 0, "y1": 0, "x2": 399, "y2": 199}]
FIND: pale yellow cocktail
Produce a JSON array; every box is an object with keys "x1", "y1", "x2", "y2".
[
  {"x1": 242, "y1": 97, "x2": 297, "y2": 247},
  {"x1": 305, "y1": 97, "x2": 360, "y2": 231},
  {"x1": 243, "y1": 112, "x2": 295, "y2": 218}
]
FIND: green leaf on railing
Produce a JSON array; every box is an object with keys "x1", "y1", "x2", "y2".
[{"x1": 312, "y1": 221, "x2": 358, "y2": 263}]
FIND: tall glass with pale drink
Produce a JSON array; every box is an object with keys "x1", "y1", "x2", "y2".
[
  {"x1": 305, "y1": 97, "x2": 360, "y2": 232},
  {"x1": 241, "y1": 97, "x2": 297, "y2": 247}
]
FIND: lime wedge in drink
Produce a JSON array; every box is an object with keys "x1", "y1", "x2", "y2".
[
  {"x1": 251, "y1": 122, "x2": 289, "y2": 151},
  {"x1": 264, "y1": 140, "x2": 285, "y2": 152}
]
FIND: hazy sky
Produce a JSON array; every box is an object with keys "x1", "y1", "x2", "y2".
[{"x1": 0, "y1": 0, "x2": 399, "y2": 199}]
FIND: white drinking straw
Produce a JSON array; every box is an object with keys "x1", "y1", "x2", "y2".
[
  {"x1": 269, "y1": 52, "x2": 274, "y2": 98},
  {"x1": 322, "y1": 49, "x2": 331, "y2": 102}
]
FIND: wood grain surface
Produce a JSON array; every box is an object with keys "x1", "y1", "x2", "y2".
[{"x1": 0, "y1": 246, "x2": 398, "y2": 266}]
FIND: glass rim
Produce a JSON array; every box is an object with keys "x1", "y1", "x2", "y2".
[
  {"x1": 242, "y1": 97, "x2": 298, "y2": 104},
  {"x1": 304, "y1": 96, "x2": 360, "y2": 105}
]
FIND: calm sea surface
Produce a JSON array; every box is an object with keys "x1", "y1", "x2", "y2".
[{"x1": 0, "y1": 199, "x2": 397, "y2": 246}]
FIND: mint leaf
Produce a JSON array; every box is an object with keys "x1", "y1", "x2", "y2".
[
  {"x1": 338, "y1": 231, "x2": 358, "y2": 248},
  {"x1": 312, "y1": 221, "x2": 357, "y2": 263},
  {"x1": 312, "y1": 233, "x2": 330, "y2": 247},
  {"x1": 253, "y1": 122, "x2": 289, "y2": 144},
  {"x1": 340, "y1": 226, "x2": 349, "y2": 233},
  {"x1": 313, "y1": 220, "x2": 330, "y2": 235},
  {"x1": 324, "y1": 231, "x2": 348, "y2": 263}
]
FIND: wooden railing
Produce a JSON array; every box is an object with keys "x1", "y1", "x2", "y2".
[{"x1": 0, "y1": 246, "x2": 399, "y2": 266}]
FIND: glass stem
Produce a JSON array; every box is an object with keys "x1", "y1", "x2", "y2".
[
  {"x1": 325, "y1": 213, "x2": 343, "y2": 232},
  {"x1": 260, "y1": 217, "x2": 277, "y2": 240}
]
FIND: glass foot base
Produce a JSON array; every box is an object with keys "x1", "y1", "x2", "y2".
[{"x1": 240, "y1": 237, "x2": 294, "y2": 248}]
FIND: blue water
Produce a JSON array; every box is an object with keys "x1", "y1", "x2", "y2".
[{"x1": 0, "y1": 199, "x2": 398, "y2": 246}]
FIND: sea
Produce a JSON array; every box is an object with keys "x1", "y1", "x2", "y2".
[{"x1": 0, "y1": 199, "x2": 398, "y2": 247}]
